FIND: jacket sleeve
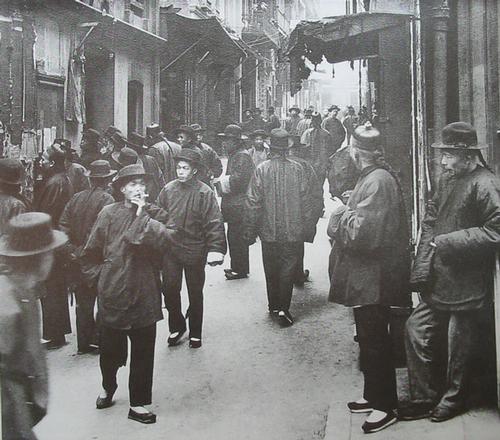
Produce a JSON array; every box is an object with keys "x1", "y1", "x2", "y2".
[
  {"x1": 80, "y1": 207, "x2": 108, "y2": 286},
  {"x1": 58, "y1": 197, "x2": 77, "y2": 254},
  {"x1": 332, "y1": 174, "x2": 397, "y2": 252},
  {"x1": 207, "y1": 147, "x2": 223, "y2": 179},
  {"x1": 244, "y1": 168, "x2": 263, "y2": 239},
  {"x1": 434, "y1": 175, "x2": 500, "y2": 258},
  {"x1": 229, "y1": 153, "x2": 254, "y2": 195},
  {"x1": 300, "y1": 166, "x2": 319, "y2": 242},
  {"x1": 202, "y1": 191, "x2": 227, "y2": 254}
]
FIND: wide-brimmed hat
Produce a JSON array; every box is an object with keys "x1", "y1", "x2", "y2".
[
  {"x1": 244, "y1": 108, "x2": 254, "y2": 114},
  {"x1": 304, "y1": 109, "x2": 314, "y2": 116},
  {"x1": 104, "y1": 126, "x2": 121, "y2": 137},
  {"x1": 175, "y1": 148, "x2": 203, "y2": 167},
  {"x1": 328, "y1": 105, "x2": 340, "y2": 112},
  {"x1": 311, "y1": 111, "x2": 322, "y2": 122},
  {"x1": 0, "y1": 158, "x2": 24, "y2": 185},
  {"x1": 268, "y1": 106, "x2": 275, "y2": 112},
  {"x1": 146, "y1": 123, "x2": 163, "y2": 138},
  {"x1": 0, "y1": 212, "x2": 67, "y2": 257},
  {"x1": 431, "y1": 122, "x2": 487, "y2": 150},
  {"x1": 84, "y1": 160, "x2": 117, "y2": 178},
  {"x1": 128, "y1": 132, "x2": 148, "y2": 151},
  {"x1": 190, "y1": 124, "x2": 204, "y2": 133},
  {"x1": 174, "y1": 125, "x2": 196, "y2": 140},
  {"x1": 84, "y1": 128, "x2": 100, "y2": 143},
  {"x1": 111, "y1": 132, "x2": 128, "y2": 149},
  {"x1": 352, "y1": 122, "x2": 381, "y2": 152},
  {"x1": 269, "y1": 128, "x2": 292, "y2": 150},
  {"x1": 111, "y1": 163, "x2": 149, "y2": 188},
  {"x1": 112, "y1": 147, "x2": 140, "y2": 168},
  {"x1": 289, "y1": 104, "x2": 300, "y2": 113},
  {"x1": 249, "y1": 129, "x2": 268, "y2": 139},
  {"x1": 218, "y1": 124, "x2": 248, "y2": 140},
  {"x1": 254, "y1": 108, "x2": 262, "y2": 114}
]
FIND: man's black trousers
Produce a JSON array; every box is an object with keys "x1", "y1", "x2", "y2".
[
  {"x1": 99, "y1": 324, "x2": 156, "y2": 407},
  {"x1": 353, "y1": 305, "x2": 398, "y2": 412},
  {"x1": 163, "y1": 254, "x2": 205, "y2": 339},
  {"x1": 227, "y1": 222, "x2": 249, "y2": 275},
  {"x1": 261, "y1": 241, "x2": 302, "y2": 312},
  {"x1": 74, "y1": 283, "x2": 98, "y2": 351}
]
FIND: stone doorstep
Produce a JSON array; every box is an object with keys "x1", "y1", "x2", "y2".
[{"x1": 324, "y1": 365, "x2": 500, "y2": 440}]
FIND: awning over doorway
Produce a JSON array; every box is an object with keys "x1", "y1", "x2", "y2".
[
  {"x1": 287, "y1": 12, "x2": 412, "y2": 65},
  {"x1": 161, "y1": 12, "x2": 246, "y2": 68}
]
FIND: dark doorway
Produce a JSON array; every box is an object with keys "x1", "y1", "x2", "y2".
[{"x1": 128, "y1": 80, "x2": 144, "y2": 136}]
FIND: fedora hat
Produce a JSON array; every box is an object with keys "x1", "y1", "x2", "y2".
[
  {"x1": 174, "y1": 125, "x2": 196, "y2": 140},
  {"x1": 111, "y1": 132, "x2": 128, "y2": 149},
  {"x1": 328, "y1": 105, "x2": 340, "y2": 112},
  {"x1": 84, "y1": 160, "x2": 117, "y2": 178},
  {"x1": 146, "y1": 123, "x2": 162, "y2": 138},
  {"x1": 128, "y1": 132, "x2": 148, "y2": 151},
  {"x1": 104, "y1": 126, "x2": 121, "y2": 137},
  {"x1": 289, "y1": 104, "x2": 300, "y2": 113},
  {"x1": 0, "y1": 158, "x2": 24, "y2": 185},
  {"x1": 84, "y1": 128, "x2": 100, "y2": 143},
  {"x1": 304, "y1": 109, "x2": 314, "y2": 116},
  {"x1": 0, "y1": 212, "x2": 67, "y2": 257},
  {"x1": 175, "y1": 148, "x2": 203, "y2": 167},
  {"x1": 269, "y1": 128, "x2": 292, "y2": 150},
  {"x1": 111, "y1": 163, "x2": 149, "y2": 188},
  {"x1": 352, "y1": 122, "x2": 381, "y2": 152},
  {"x1": 431, "y1": 122, "x2": 487, "y2": 150},
  {"x1": 190, "y1": 124, "x2": 204, "y2": 133},
  {"x1": 249, "y1": 129, "x2": 268, "y2": 138},
  {"x1": 217, "y1": 124, "x2": 248, "y2": 140},
  {"x1": 112, "y1": 147, "x2": 140, "y2": 168}
]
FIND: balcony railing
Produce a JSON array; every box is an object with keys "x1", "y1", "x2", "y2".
[{"x1": 242, "y1": 8, "x2": 281, "y2": 47}]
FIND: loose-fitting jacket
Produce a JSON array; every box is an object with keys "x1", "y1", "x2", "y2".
[
  {"x1": 147, "y1": 138, "x2": 181, "y2": 183},
  {"x1": 249, "y1": 145, "x2": 270, "y2": 168},
  {"x1": 410, "y1": 167, "x2": 500, "y2": 311},
  {"x1": 0, "y1": 277, "x2": 48, "y2": 440},
  {"x1": 198, "y1": 142, "x2": 223, "y2": 180},
  {"x1": 328, "y1": 146, "x2": 361, "y2": 198},
  {"x1": 321, "y1": 116, "x2": 346, "y2": 151},
  {"x1": 284, "y1": 115, "x2": 302, "y2": 136},
  {"x1": 0, "y1": 193, "x2": 27, "y2": 235},
  {"x1": 220, "y1": 148, "x2": 255, "y2": 224},
  {"x1": 35, "y1": 171, "x2": 74, "y2": 227},
  {"x1": 301, "y1": 127, "x2": 334, "y2": 178},
  {"x1": 139, "y1": 153, "x2": 166, "y2": 202},
  {"x1": 81, "y1": 202, "x2": 173, "y2": 329},
  {"x1": 66, "y1": 162, "x2": 90, "y2": 193},
  {"x1": 156, "y1": 178, "x2": 226, "y2": 264},
  {"x1": 245, "y1": 155, "x2": 317, "y2": 243},
  {"x1": 328, "y1": 166, "x2": 410, "y2": 306},
  {"x1": 296, "y1": 118, "x2": 312, "y2": 138}
]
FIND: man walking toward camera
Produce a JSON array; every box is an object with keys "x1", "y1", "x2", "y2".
[
  {"x1": 157, "y1": 149, "x2": 226, "y2": 349},
  {"x1": 401, "y1": 122, "x2": 500, "y2": 423}
]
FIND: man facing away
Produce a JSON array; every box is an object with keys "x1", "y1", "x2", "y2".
[
  {"x1": 59, "y1": 160, "x2": 116, "y2": 355},
  {"x1": 328, "y1": 122, "x2": 410, "y2": 434},
  {"x1": 156, "y1": 149, "x2": 226, "y2": 349},
  {"x1": 284, "y1": 105, "x2": 302, "y2": 136},
  {"x1": 321, "y1": 105, "x2": 346, "y2": 153},
  {"x1": 400, "y1": 122, "x2": 500, "y2": 423},
  {"x1": 0, "y1": 158, "x2": 28, "y2": 235},
  {"x1": 146, "y1": 123, "x2": 181, "y2": 184},
  {"x1": 82, "y1": 164, "x2": 175, "y2": 424},
  {"x1": 245, "y1": 128, "x2": 317, "y2": 327},
  {"x1": 190, "y1": 123, "x2": 224, "y2": 186}
]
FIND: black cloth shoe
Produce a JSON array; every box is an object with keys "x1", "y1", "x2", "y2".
[
  {"x1": 224, "y1": 268, "x2": 234, "y2": 274},
  {"x1": 167, "y1": 328, "x2": 186, "y2": 347},
  {"x1": 189, "y1": 338, "x2": 202, "y2": 348},
  {"x1": 43, "y1": 337, "x2": 67, "y2": 350},
  {"x1": 77, "y1": 346, "x2": 99, "y2": 355},
  {"x1": 294, "y1": 270, "x2": 310, "y2": 286},
  {"x1": 362, "y1": 410, "x2": 397, "y2": 434},
  {"x1": 430, "y1": 405, "x2": 463, "y2": 423},
  {"x1": 278, "y1": 310, "x2": 293, "y2": 327},
  {"x1": 128, "y1": 408, "x2": 156, "y2": 424},
  {"x1": 347, "y1": 401, "x2": 373, "y2": 413},
  {"x1": 225, "y1": 271, "x2": 248, "y2": 280},
  {"x1": 397, "y1": 402, "x2": 433, "y2": 421},
  {"x1": 96, "y1": 389, "x2": 116, "y2": 410}
]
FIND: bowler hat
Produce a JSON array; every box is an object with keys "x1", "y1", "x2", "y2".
[
  {"x1": 174, "y1": 125, "x2": 196, "y2": 140},
  {"x1": 244, "y1": 108, "x2": 254, "y2": 114},
  {"x1": 128, "y1": 132, "x2": 148, "y2": 151},
  {"x1": 311, "y1": 112, "x2": 322, "y2": 121},
  {"x1": 328, "y1": 105, "x2": 340, "y2": 112},
  {"x1": 431, "y1": 122, "x2": 487, "y2": 150},
  {"x1": 250, "y1": 129, "x2": 268, "y2": 138},
  {"x1": 84, "y1": 160, "x2": 117, "y2": 178},
  {"x1": 0, "y1": 212, "x2": 67, "y2": 257},
  {"x1": 112, "y1": 147, "x2": 139, "y2": 168},
  {"x1": 190, "y1": 124, "x2": 204, "y2": 133},
  {"x1": 269, "y1": 128, "x2": 292, "y2": 150},
  {"x1": 289, "y1": 104, "x2": 300, "y2": 113},
  {"x1": 268, "y1": 106, "x2": 275, "y2": 112},
  {"x1": 111, "y1": 132, "x2": 128, "y2": 149},
  {"x1": 218, "y1": 124, "x2": 248, "y2": 140},
  {"x1": 146, "y1": 123, "x2": 162, "y2": 138},
  {"x1": 175, "y1": 148, "x2": 203, "y2": 167},
  {"x1": 0, "y1": 159, "x2": 24, "y2": 185},
  {"x1": 84, "y1": 128, "x2": 100, "y2": 143},
  {"x1": 304, "y1": 109, "x2": 313, "y2": 116},
  {"x1": 352, "y1": 122, "x2": 381, "y2": 152},
  {"x1": 104, "y1": 126, "x2": 121, "y2": 137},
  {"x1": 111, "y1": 164, "x2": 148, "y2": 188},
  {"x1": 254, "y1": 108, "x2": 262, "y2": 114}
]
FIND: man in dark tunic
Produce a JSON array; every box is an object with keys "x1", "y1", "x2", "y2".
[
  {"x1": 53, "y1": 139, "x2": 90, "y2": 194},
  {"x1": 265, "y1": 106, "x2": 281, "y2": 132},
  {"x1": 327, "y1": 122, "x2": 410, "y2": 434},
  {"x1": 190, "y1": 123, "x2": 223, "y2": 185},
  {"x1": 80, "y1": 128, "x2": 101, "y2": 168},
  {"x1": 321, "y1": 105, "x2": 346, "y2": 153},
  {"x1": 284, "y1": 105, "x2": 302, "y2": 136},
  {"x1": 35, "y1": 148, "x2": 74, "y2": 350},
  {"x1": 245, "y1": 129, "x2": 316, "y2": 326},
  {"x1": 157, "y1": 149, "x2": 226, "y2": 348},
  {"x1": 146, "y1": 123, "x2": 181, "y2": 184},
  {"x1": 59, "y1": 160, "x2": 116, "y2": 354},
  {"x1": 217, "y1": 125, "x2": 255, "y2": 280},
  {"x1": 401, "y1": 122, "x2": 500, "y2": 422},
  {"x1": 0, "y1": 158, "x2": 28, "y2": 235},
  {"x1": 128, "y1": 132, "x2": 165, "y2": 202},
  {"x1": 82, "y1": 164, "x2": 175, "y2": 424}
]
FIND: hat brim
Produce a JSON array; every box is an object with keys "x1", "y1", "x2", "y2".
[
  {"x1": 84, "y1": 169, "x2": 117, "y2": 178},
  {"x1": 111, "y1": 171, "x2": 150, "y2": 186},
  {"x1": 217, "y1": 133, "x2": 249, "y2": 140},
  {"x1": 431, "y1": 142, "x2": 488, "y2": 150},
  {"x1": 0, "y1": 230, "x2": 68, "y2": 257}
]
